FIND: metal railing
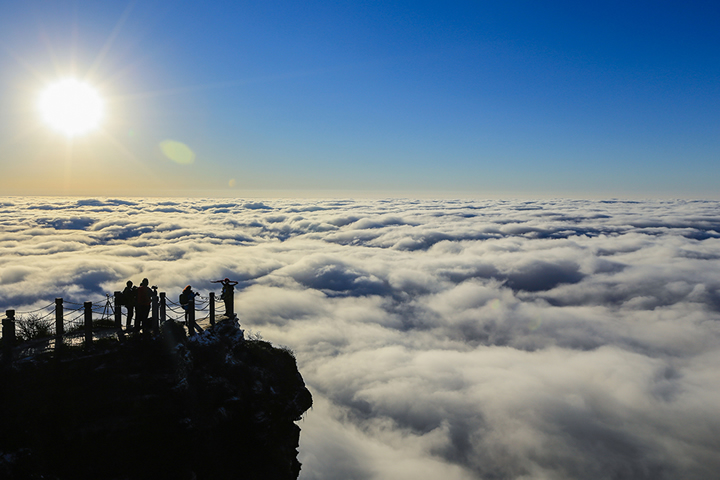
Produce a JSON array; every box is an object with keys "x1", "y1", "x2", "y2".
[{"x1": 1, "y1": 289, "x2": 236, "y2": 363}]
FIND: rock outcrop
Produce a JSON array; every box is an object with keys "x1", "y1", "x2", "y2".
[{"x1": 0, "y1": 318, "x2": 313, "y2": 480}]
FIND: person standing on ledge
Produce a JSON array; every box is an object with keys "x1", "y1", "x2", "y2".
[
  {"x1": 135, "y1": 278, "x2": 153, "y2": 333},
  {"x1": 121, "y1": 280, "x2": 137, "y2": 331},
  {"x1": 180, "y1": 285, "x2": 203, "y2": 334},
  {"x1": 211, "y1": 278, "x2": 238, "y2": 318}
]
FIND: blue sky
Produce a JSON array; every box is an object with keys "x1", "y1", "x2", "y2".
[{"x1": 1, "y1": 1, "x2": 718, "y2": 197}]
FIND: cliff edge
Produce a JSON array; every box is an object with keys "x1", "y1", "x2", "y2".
[{"x1": 0, "y1": 318, "x2": 313, "y2": 480}]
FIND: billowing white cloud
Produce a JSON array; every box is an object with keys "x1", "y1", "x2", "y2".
[{"x1": 1, "y1": 197, "x2": 720, "y2": 479}]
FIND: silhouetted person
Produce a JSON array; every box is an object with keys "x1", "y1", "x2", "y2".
[
  {"x1": 180, "y1": 285, "x2": 202, "y2": 334},
  {"x1": 135, "y1": 278, "x2": 152, "y2": 333},
  {"x1": 211, "y1": 278, "x2": 238, "y2": 317},
  {"x1": 121, "y1": 280, "x2": 137, "y2": 331},
  {"x1": 150, "y1": 285, "x2": 159, "y2": 333}
]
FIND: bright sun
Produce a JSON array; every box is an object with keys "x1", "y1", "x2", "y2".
[{"x1": 38, "y1": 78, "x2": 104, "y2": 137}]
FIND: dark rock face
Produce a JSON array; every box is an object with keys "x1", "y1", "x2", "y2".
[{"x1": 0, "y1": 319, "x2": 313, "y2": 480}]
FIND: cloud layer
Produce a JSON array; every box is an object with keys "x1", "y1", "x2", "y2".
[{"x1": 2, "y1": 197, "x2": 720, "y2": 479}]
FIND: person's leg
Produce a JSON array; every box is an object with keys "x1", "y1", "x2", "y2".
[
  {"x1": 145, "y1": 306, "x2": 151, "y2": 332},
  {"x1": 135, "y1": 307, "x2": 141, "y2": 332},
  {"x1": 137, "y1": 305, "x2": 149, "y2": 332},
  {"x1": 126, "y1": 305, "x2": 134, "y2": 330}
]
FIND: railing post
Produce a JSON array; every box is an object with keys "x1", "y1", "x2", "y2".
[
  {"x1": 151, "y1": 288, "x2": 159, "y2": 332},
  {"x1": 228, "y1": 287, "x2": 235, "y2": 318},
  {"x1": 2, "y1": 310, "x2": 16, "y2": 363},
  {"x1": 209, "y1": 292, "x2": 215, "y2": 326},
  {"x1": 188, "y1": 298, "x2": 196, "y2": 336},
  {"x1": 84, "y1": 302, "x2": 93, "y2": 347},
  {"x1": 114, "y1": 291, "x2": 122, "y2": 329},
  {"x1": 55, "y1": 298, "x2": 64, "y2": 351},
  {"x1": 159, "y1": 292, "x2": 166, "y2": 325}
]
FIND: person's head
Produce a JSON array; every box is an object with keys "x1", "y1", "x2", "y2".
[
  {"x1": 141, "y1": 278, "x2": 149, "y2": 286},
  {"x1": 126, "y1": 280, "x2": 133, "y2": 287},
  {"x1": 184, "y1": 285, "x2": 192, "y2": 292}
]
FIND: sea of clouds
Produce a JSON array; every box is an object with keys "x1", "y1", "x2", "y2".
[{"x1": 1, "y1": 197, "x2": 720, "y2": 479}]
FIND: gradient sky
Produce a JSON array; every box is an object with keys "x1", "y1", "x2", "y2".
[{"x1": 1, "y1": 1, "x2": 718, "y2": 198}]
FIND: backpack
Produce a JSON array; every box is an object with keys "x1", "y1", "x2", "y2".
[
  {"x1": 120, "y1": 286, "x2": 137, "y2": 306},
  {"x1": 179, "y1": 292, "x2": 189, "y2": 306},
  {"x1": 125, "y1": 286, "x2": 137, "y2": 306}
]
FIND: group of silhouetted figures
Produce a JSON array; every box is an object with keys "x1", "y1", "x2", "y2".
[{"x1": 118, "y1": 277, "x2": 238, "y2": 334}]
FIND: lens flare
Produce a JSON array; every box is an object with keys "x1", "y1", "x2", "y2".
[{"x1": 160, "y1": 140, "x2": 196, "y2": 164}]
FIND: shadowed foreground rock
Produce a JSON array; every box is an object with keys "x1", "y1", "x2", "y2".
[{"x1": 0, "y1": 318, "x2": 313, "y2": 480}]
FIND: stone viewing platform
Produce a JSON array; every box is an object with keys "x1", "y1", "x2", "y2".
[
  {"x1": 1, "y1": 286, "x2": 229, "y2": 363},
  {"x1": 0, "y1": 311, "x2": 313, "y2": 479}
]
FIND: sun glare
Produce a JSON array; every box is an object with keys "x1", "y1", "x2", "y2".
[{"x1": 38, "y1": 79, "x2": 104, "y2": 137}]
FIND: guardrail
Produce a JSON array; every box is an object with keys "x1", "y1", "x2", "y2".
[{"x1": 1, "y1": 290, "x2": 233, "y2": 364}]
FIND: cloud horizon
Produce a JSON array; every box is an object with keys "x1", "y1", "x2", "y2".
[{"x1": 2, "y1": 196, "x2": 719, "y2": 479}]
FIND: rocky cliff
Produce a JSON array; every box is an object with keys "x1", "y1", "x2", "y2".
[{"x1": 0, "y1": 318, "x2": 313, "y2": 480}]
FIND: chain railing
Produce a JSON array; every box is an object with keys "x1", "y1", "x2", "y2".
[{"x1": 1, "y1": 287, "x2": 235, "y2": 363}]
